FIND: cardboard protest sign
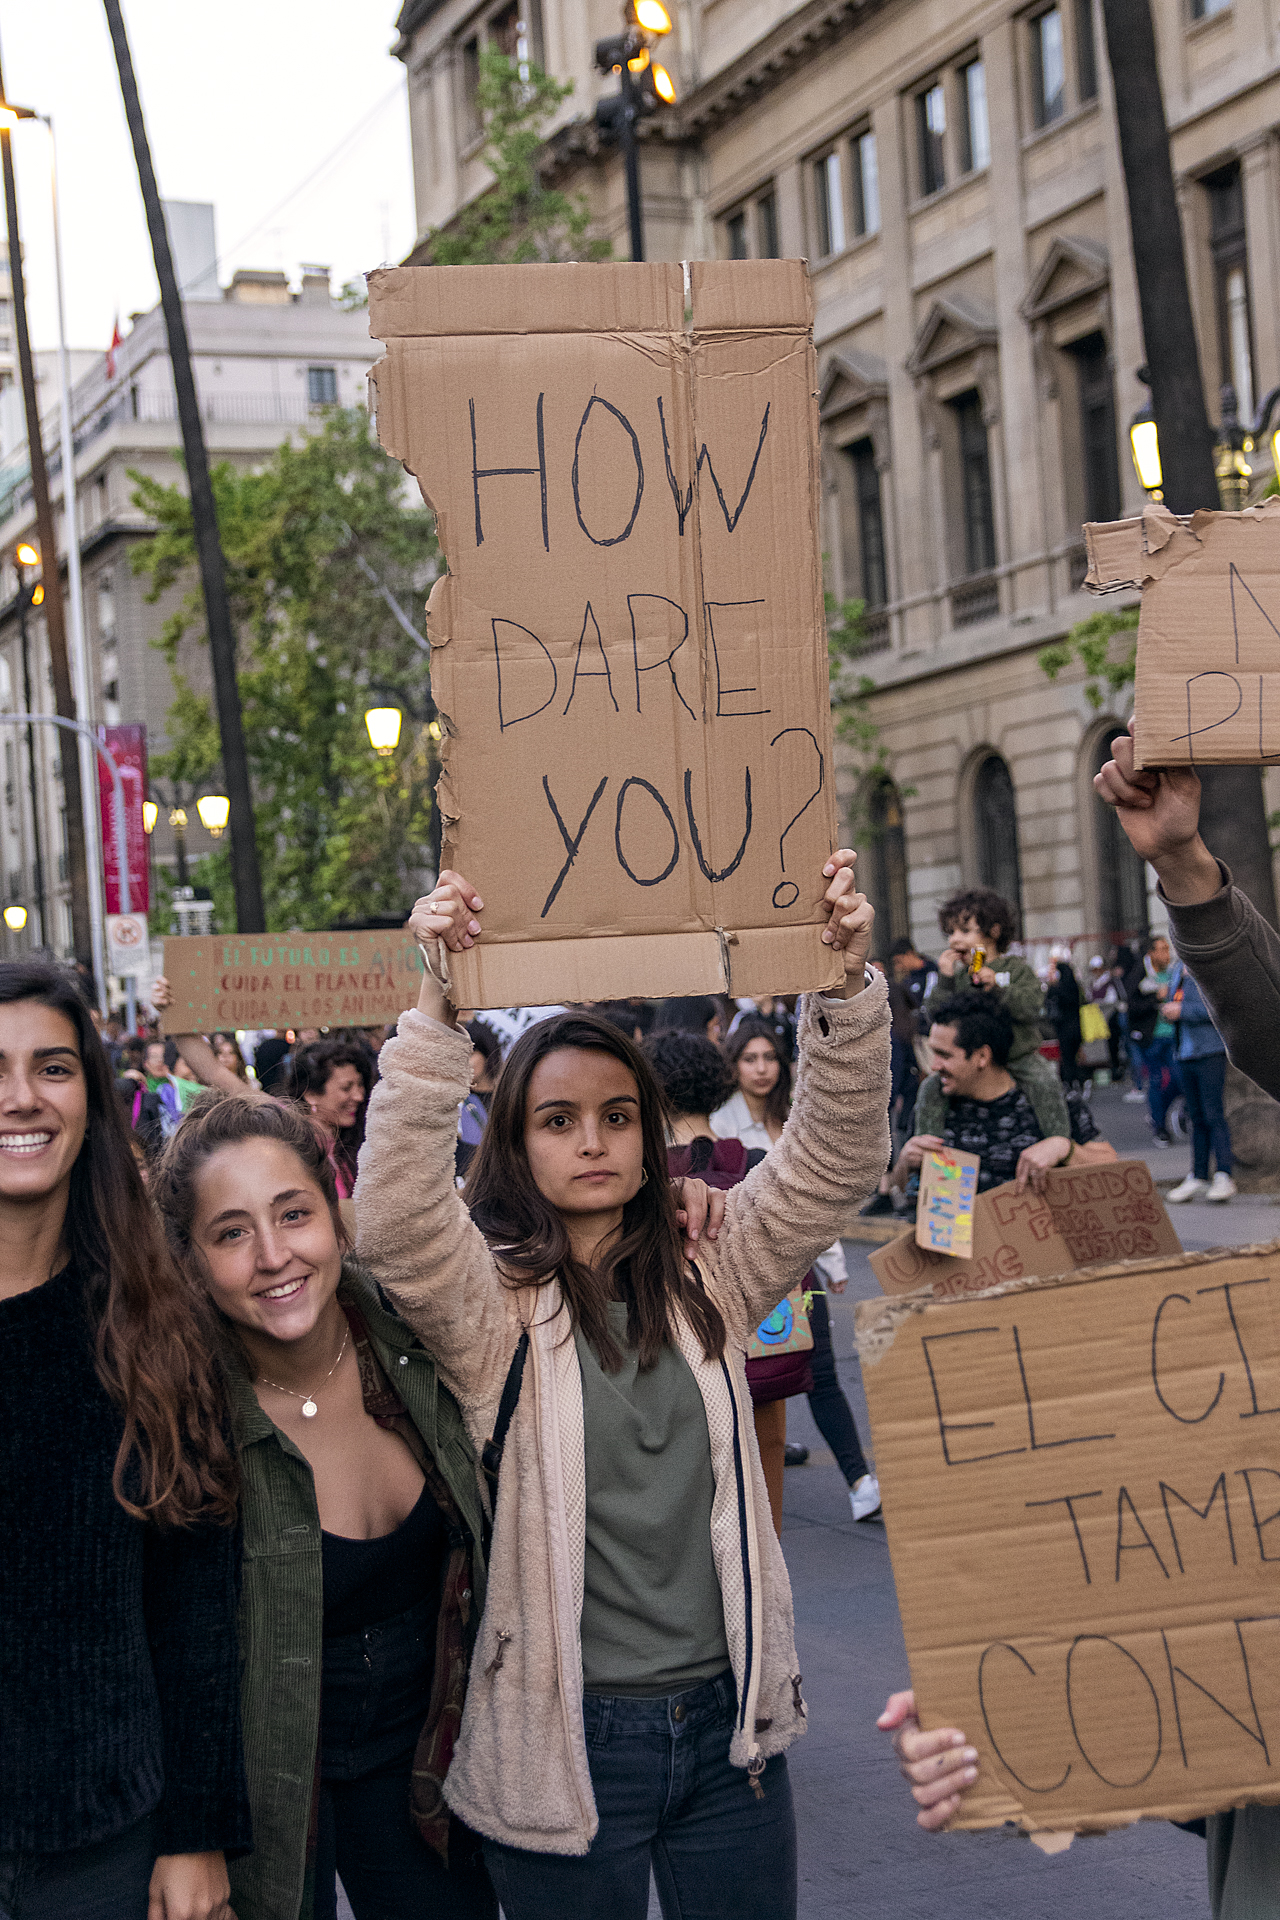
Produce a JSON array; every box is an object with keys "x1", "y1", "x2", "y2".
[
  {"x1": 158, "y1": 931, "x2": 424, "y2": 1035},
  {"x1": 856, "y1": 1242, "x2": 1280, "y2": 1837},
  {"x1": 1085, "y1": 496, "x2": 1280, "y2": 768},
  {"x1": 369, "y1": 261, "x2": 843, "y2": 1008},
  {"x1": 872, "y1": 1159, "x2": 1181, "y2": 1299},
  {"x1": 916, "y1": 1147, "x2": 980, "y2": 1257}
]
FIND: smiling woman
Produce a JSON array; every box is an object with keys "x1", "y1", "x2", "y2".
[{"x1": 0, "y1": 962, "x2": 249, "y2": 1920}]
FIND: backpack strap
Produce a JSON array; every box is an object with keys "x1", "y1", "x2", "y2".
[{"x1": 480, "y1": 1328, "x2": 530, "y2": 1512}]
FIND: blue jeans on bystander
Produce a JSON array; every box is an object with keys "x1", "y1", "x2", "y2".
[
  {"x1": 1180, "y1": 1051, "x2": 1232, "y2": 1182},
  {"x1": 482, "y1": 1671, "x2": 797, "y2": 1920}
]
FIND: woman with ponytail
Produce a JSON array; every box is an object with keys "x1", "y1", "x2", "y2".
[{"x1": 0, "y1": 963, "x2": 248, "y2": 1920}]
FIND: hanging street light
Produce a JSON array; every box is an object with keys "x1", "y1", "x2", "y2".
[
  {"x1": 196, "y1": 794, "x2": 231, "y2": 838},
  {"x1": 594, "y1": 0, "x2": 677, "y2": 262},
  {"x1": 364, "y1": 707, "x2": 403, "y2": 756},
  {"x1": 1128, "y1": 367, "x2": 1162, "y2": 500},
  {"x1": 3, "y1": 904, "x2": 27, "y2": 930},
  {"x1": 142, "y1": 800, "x2": 158, "y2": 834}
]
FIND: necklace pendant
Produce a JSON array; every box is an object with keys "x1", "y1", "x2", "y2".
[{"x1": 301, "y1": 1399, "x2": 318, "y2": 1419}]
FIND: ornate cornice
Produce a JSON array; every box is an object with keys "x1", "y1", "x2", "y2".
[{"x1": 674, "y1": 0, "x2": 895, "y2": 137}]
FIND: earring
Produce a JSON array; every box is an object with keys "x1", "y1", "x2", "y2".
[{"x1": 640, "y1": 1167, "x2": 649, "y2": 1186}]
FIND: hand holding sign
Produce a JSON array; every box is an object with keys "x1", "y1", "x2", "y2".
[{"x1": 1093, "y1": 718, "x2": 1223, "y2": 908}]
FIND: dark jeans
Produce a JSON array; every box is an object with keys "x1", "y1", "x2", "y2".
[
  {"x1": 315, "y1": 1755, "x2": 496, "y2": 1920},
  {"x1": 0, "y1": 1816, "x2": 154, "y2": 1920},
  {"x1": 315, "y1": 1603, "x2": 497, "y2": 1920},
  {"x1": 1180, "y1": 1051, "x2": 1232, "y2": 1180},
  {"x1": 1145, "y1": 1035, "x2": 1182, "y2": 1134},
  {"x1": 482, "y1": 1671, "x2": 797, "y2": 1920},
  {"x1": 805, "y1": 1289, "x2": 868, "y2": 1487}
]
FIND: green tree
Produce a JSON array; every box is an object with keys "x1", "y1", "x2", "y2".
[
  {"x1": 1038, "y1": 605, "x2": 1140, "y2": 708},
  {"x1": 131, "y1": 409, "x2": 440, "y2": 931},
  {"x1": 426, "y1": 45, "x2": 610, "y2": 265}
]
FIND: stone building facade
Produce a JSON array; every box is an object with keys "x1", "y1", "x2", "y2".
[
  {"x1": 394, "y1": 0, "x2": 1280, "y2": 963},
  {"x1": 0, "y1": 261, "x2": 378, "y2": 955}
]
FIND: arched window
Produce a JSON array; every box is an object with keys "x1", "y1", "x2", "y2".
[
  {"x1": 867, "y1": 774, "x2": 910, "y2": 955},
  {"x1": 973, "y1": 753, "x2": 1022, "y2": 910},
  {"x1": 1091, "y1": 729, "x2": 1149, "y2": 945}
]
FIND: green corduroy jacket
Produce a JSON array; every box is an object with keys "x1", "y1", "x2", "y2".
[{"x1": 226, "y1": 1258, "x2": 487, "y2": 1920}]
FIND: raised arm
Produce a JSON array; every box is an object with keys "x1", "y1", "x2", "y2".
[
  {"x1": 714, "y1": 853, "x2": 890, "y2": 1330},
  {"x1": 354, "y1": 874, "x2": 522, "y2": 1425},
  {"x1": 1095, "y1": 721, "x2": 1280, "y2": 1101},
  {"x1": 148, "y1": 978, "x2": 265, "y2": 1099}
]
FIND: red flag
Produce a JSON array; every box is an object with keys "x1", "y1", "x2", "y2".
[{"x1": 106, "y1": 315, "x2": 122, "y2": 380}]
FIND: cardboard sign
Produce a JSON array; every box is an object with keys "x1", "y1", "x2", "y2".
[
  {"x1": 369, "y1": 261, "x2": 843, "y2": 1009},
  {"x1": 873, "y1": 1160, "x2": 1182, "y2": 1300},
  {"x1": 1085, "y1": 496, "x2": 1280, "y2": 768},
  {"x1": 745, "y1": 1286, "x2": 814, "y2": 1361},
  {"x1": 158, "y1": 931, "x2": 424, "y2": 1034},
  {"x1": 916, "y1": 1147, "x2": 980, "y2": 1256},
  {"x1": 856, "y1": 1242, "x2": 1280, "y2": 1836},
  {"x1": 97, "y1": 723, "x2": 149, "y2": 914}
]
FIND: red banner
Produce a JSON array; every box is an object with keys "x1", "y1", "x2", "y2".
[{"x1": 98, "y1": 724, "x2": 149, "y2": 915}]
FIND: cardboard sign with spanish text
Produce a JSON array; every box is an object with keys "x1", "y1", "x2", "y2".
[
  {"x1": 158, "y1": 932, "x2": 424, "y2": 1035},
  {"x1": 916, "y1": 1147, "x2": 980, "y2": 1257},
  {"x1": 873, "y1": 1160, "x2": 1181, "y2": 1299},
  {"x1": 369, "y1": 261, "x2": 843, "y2": 1008},
  {"x1": 856, "y1": 1242, "x2": 1280, "y2": 1837},
  {"x1": 1085, "y1": 496, "x2": 1280, "y2": 768}
]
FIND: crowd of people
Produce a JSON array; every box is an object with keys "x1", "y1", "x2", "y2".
[{"x1": 0, "y1": 744, "x2": 1267, "y2": 1920}]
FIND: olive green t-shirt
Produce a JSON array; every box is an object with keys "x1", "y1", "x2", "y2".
[{"x1": 575, "y1": 1302, "x2": 731, "y2": 1696}]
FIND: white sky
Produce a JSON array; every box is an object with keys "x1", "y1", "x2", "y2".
[{"x1": 2, "y1": 0, "x2": 417, "y2": 353}]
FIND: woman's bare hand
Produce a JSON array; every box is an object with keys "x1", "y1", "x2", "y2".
[
  {"x1": 673, "y1": 1177, "x2": 725, "y2": 1256},
  {"x1": 147, "y1": 1851, "x2": 236, "y2": 1920},
  {"x1": 407, "y1": 873, "x2": 484, "y2": 955},
  {"x1": 150, "y1": 974, "x2": 173, "y2": 1011},
  {"x1": 819, "y1": 851, "x2": 875, "y2": 994},
  {"x1": 877, "y1": 1690, "x2": 978, "y2": 1831}
]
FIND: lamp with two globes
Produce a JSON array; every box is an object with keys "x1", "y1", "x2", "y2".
[{"x1": 593, "y1": 0, "x2": 676, "y2": 261}]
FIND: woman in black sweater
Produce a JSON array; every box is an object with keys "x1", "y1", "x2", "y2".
[{"x1": 0, "y1": 963, "x2": 249, "y2": 1920}]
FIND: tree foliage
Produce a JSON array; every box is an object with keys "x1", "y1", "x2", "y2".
[
  {"x1": 130, "y1": 409, "x2": 440, "y2": 931},
  {"x1": 1038, "y1": 605, "x2": 1140, "y2": 708},
  {"x1": 425, "y1": 45, "x2": 610, "y2": 265}
]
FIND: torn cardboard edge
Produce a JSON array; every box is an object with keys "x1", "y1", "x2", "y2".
[{"x1": 854, "y1": 1235, "x2": 1280, "y2": 1366}]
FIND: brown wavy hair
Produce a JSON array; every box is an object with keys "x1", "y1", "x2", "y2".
[
  {"x1": 0, "y1": 963, "x2": 238, "y2": 1527},
  {"x1": 724, "y1": 1017, "x2": 791, "y2": 1130},
  {"x1": 154, "y1": 1090, "x2": 346, "y2": 1267},
  {"x1": 464, "y1": 1012, "x2": 726, "y2": 1373}
]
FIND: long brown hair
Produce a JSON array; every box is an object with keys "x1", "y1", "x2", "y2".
[
  {"x1": 724, "y1": 1016, "x2": 791, "y2": 1129},
  {"x1": 465, "y1": 1012, "x2": 726, "y2": 1373},
  {"x1": 0, "y1": 964, "x2": 238, "y2": 1527},
  {"x1": 154, "y1": 1090, "x2": 345, "y2": 1266}
]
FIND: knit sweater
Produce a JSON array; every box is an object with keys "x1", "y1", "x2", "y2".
[
  {"x1": 0, "y1": 1262, "x2": 251, "y2": 1856},
  {"x1": 355, "y1": 983, "x2": 890, "y2": 1856}
]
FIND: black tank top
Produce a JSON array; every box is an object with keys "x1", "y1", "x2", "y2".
[{"x1": 321, "y1": 1477, "x2": 448, "y2": 1637}]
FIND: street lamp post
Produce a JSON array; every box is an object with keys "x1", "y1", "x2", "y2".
[
  {"x1": 594, "y1": 1, "x2": 677, "y2": 262},
  {"x1": 1130, "y1": 370, "x2": 1280, "y2": 511},
  {"x1": 15, "y1": 547, "x2": 47, "y2": 946}
]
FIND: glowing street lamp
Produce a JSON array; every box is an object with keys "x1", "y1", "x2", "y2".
[
  {"x1": 365, "y1": 706, "x2": 403, "y2": 756},
  {"x1": 15, "y1": 540, "x2": 38, "y2": 567},
  {"x1": 196, "y1": 793, "x2": 231, "y2": 838},
  {"x1": 142, "y1": 800, "x2": 158, "y2": 834},
  {"x1": 3, "y1": 904, "x2": 27, "y2": 931}
]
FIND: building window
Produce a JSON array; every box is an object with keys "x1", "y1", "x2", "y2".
[
  {"x1": 853, "y1": 131, "x2": 880, "y2": 236},
  {"x1": 95, "y1": 571, "x2": 116, "y2": 644},
  {"x1": 1190, "y1": 0, "x2": 1231, "y2": 16},
  {"x1": 917, "y1": 82, "x2": 947, "y2": 195},
  {"x1": 757, "y1": 191, "x2": 779, "y2": 259},
  {"x1": 814, "y1": 150, "x2": 846, "y2": 257},
  {"x1": 1205, "y1": 161, "x2": 1253, "y2": 420},
  {"x1": 973, "y1": 754, "x2": 1023, "y2": 910},
  {"x1": 1090, "y1": 730, "x2": 1149, "y2": 942},
  {"x1": 960, "y1": 59, "x2": 990, "y2": 172},
  {"x1": 1031, "y1": 8, "x2": 1066, "y2": 126},
  {"x1": 868, "y1": 776, "x2": 910, "y2": 954},
  {"x1": 489, "y1": 0, "x2": 543, "y2": 66},
  {"x1": 953, "y1": 390, "x2": 996, "y2": 576},
  {"x1": 307, "y1": 365, "x2": 338, "y2": 407},
  {"x1": 846, "y1": 439, "x2": 888, "y2": 609},
  {"x1": 1071, "y1": 332, "x2": 1121, "y2": 524},
  {"x1": 726, "y1": 211, "x2": 749, "y2": 260},
  {"x1": 460, "y1": 36, "x2": 482, "y2": 144},
  {"x1": 1075, "y1": 0, "x2": 1098, "y2": 99}
]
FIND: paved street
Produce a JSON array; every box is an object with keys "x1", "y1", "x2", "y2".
[{"x1": 345, "y1": 1083, "x2": 1279, "y2": 1920}]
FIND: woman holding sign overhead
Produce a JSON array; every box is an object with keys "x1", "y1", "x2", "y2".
[{"x1": 353, "y1": 850, "x2": 889, "y2": 1920}]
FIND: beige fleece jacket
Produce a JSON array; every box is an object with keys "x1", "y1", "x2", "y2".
[{"x1": 355, "y1": 980, "x2": 889, "y2": 1856}]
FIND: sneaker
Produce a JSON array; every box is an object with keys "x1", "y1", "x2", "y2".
[
  {"x1": 1153, "y1": 1130, "x2": 1172, "y2": 1147},
  {"x1": 1167, "y1": 1175, "x2": 1208, "y2": 1203},
  {"x1": 850, "y1": 1473, "x2": 882, "y2": 1522},
  {"x1": 784, "y1": 1441, "x2": 809, "y2": 1467},
  {"x1": 858, "y1": 1191, "x2": 896, "y2": 1217},
  {"x1": 1122, "y1": 1088, "x2": 1147, "y2": 1102},
  {"x1": 1207, "y1": 1172, "x2": 1237, "y2": 1203}
]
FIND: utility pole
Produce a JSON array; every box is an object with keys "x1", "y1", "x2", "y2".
[
  {"x1": 1100, "y1": 0, "x2": 1278, "y2": 927},
  {"x1": 0, "y1": 52, "x2": 92, "y2": 971},
  {"x1": 102, "y1": 0, "x2": 265, "y2": 931}
]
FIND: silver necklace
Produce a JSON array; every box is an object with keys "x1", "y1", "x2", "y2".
[{"x1": 257, "y1": 1324, "x2": 349, "y2": 1419}]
